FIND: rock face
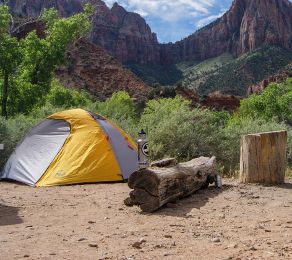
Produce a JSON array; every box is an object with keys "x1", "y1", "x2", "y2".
[
  {"x1": 4, "y1": 0, "x2": 161, "y2": 64},
  {"x1": 55, "y1": 40, "x2": 150, "y2": 100},
  {"x1": 247, "y1": 63, "x2": 292, "y2": 95},
  {"x1": 4, "y1": 0, "x2": 292, "y2": 64},
  {"x1": 6, "y1": 0, "x2": 84, "y2": 17},
  {"x1": 88, "y1": 2, "x2": 160, "y2": 64},
  {"x1": 176, "y1": 87, "x2": 241, "y2": 111},
  {"x1": 163, "y1": 0, "x2": 292, "y2": 63}
]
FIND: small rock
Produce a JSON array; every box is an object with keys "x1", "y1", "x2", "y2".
[
  {"x1": 132, "y1": 238, "x2": 146, "y2": 249},
  {"x1": 132, "y1": 242, "x2": 142, "y2": 249},
  {"x1": 104, "y1": 217, "x2": 109, "y2": 220},
  {"x1": 211, "y1": 237, "x2": 221, "y2": 243},
  {"x1": 88, "y1": 243, "x2": 98, "y2": 248},
  {"x1": 164, "y1": 235, "x2": 172, "y2": 238},
  {"x1": 23, "y1": 255, "x2": 30, "y2": 258},
  {"x1": 88, "y1": 221, "x2": 96, "y2": 224},
  {"x1": 265, "y1": 229, "x2": 272, "y2": 232},
  {"x1": 249, "y1": 246, "x2": 257, "y2": 251},
  {"x1": 78, "y1": 238, "x2": 87, "y2": 242},
  {"x1": 219, "y1": 214, "x2": 225, "y2": 219}
]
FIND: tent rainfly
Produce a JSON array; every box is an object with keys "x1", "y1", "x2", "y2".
[{"x1": 1, "y1": 109, "x2": 138, "y2": 187}]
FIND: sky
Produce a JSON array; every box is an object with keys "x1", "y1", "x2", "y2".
[{"x1": 103, "y1": 0, "x2": 233, "y2": 43}]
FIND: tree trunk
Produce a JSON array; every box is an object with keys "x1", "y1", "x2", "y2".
[
  {"x1": 126, "y1": 156, "x2": 217, "y2": 213},
  {"x1": 1, "y1": 70, "x2": 9, "y2": 118},
  {"x1": 240, "y1": 131, "x2": 287, "y2": 184}
]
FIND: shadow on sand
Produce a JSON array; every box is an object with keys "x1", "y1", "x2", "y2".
[
  {"x1": 278, "y1": 182, "x2": 292, "y2": 190},
  {"x1": 142, "y1": 184, "x2": 233, "y2": 218},
  {"x1": 0, "y1": 204, "x2": 23, "y2": 226}
]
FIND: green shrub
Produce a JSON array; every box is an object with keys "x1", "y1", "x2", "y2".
[
  {"x1": 238, "y1": 78, "x2": 292, "y2": 125},
  {"x1": 47, "y1": 79, "x2": 92, "y2": 108},
  {"x1": 1, "y1": 92, "x2": 291, "y2": 176},
  {"x1": 92, "y1": 91, "x2": 138, "y2": 134},
  {"x1": 139, "y1": 97, "x2": 228, "y2": 163}
]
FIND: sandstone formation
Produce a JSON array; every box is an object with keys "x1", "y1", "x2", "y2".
[
  {"x1": 176, "y1": 87, "x2": 241, "y2": 111},
  {"x1": 88, "y1": 2, "x2": 160, "y2": 64},
  {"x1": 247, "y1": 63, "x2": 292, "y2": 95},
  {"x1": 4, "y1": 0, "x2": 292, "y2": 65},
  {"x1": 5, "y1": 0, "x2": 84, "y2": 17},
  {"x1": 163, "y1": 0, "x2": 292, "y2": 63},
  {"x1": 55, "y1": 39, "x2": 150, "y2": 100}
]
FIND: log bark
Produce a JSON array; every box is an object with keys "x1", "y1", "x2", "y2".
[
  {"x1": 240, "y1": 131, "x2": 287, "y2": 184},
  {"x1": 127, "y1": 156, "x2": 217, "y2": 212}
]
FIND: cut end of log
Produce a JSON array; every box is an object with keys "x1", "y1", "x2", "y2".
[{"x1": 240, "y1": 130, "x2": 287, "y2": 184}]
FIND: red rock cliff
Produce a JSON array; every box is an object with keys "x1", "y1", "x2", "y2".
[
  {"x1": 162, "y1": 0, "x2": 292, "y2": 63},
  {"x1": 4, "y1": 0, "x2": 292, "y2": 64}
]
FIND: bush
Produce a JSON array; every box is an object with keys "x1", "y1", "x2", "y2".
[
  {"x1": 238, "y1": 79, "x2": 292, "y2": 125},
  {"x1": 1, "y1": 91, "x2": 291, "y2": 176},
  {"x1": 47, "y1": 79, "x2": 92, "y2": 108},
  {"x1": 91, "y1": 91, "x2": 138, "y2": 134},
  {"x1": 139, "y1": 97, "x2": 228, "y2": 163}
]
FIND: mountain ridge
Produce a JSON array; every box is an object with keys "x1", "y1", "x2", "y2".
[{"x1": 4, "y1": 0, "x2": 292, "y2": 65}]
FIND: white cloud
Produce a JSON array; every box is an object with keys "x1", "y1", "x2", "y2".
[
  {"x1": 103, "y1": 0, "x2": 232, "y2": 42},
  {"x1": 133, "y1": 9, "x2": 148, "y2": 17},
  {"x1": 196, "y1": 11, "x2": 225, "y2": 28},
  {"x1": 104, "y1": 0, "x2": 217, "y2": 21}
]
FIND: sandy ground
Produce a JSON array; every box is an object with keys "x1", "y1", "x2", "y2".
[{"x1": 0, "y1": 178, "x2": 292, "y2": 260}]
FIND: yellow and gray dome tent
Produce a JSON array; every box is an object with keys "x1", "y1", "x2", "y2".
[{"x1": 1, "y1": 109, "x2": 138, "y2": 187}]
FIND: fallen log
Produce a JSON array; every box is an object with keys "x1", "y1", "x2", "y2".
[{"x1": 126, "y1": 156, "x2": 217, "y2": 212}]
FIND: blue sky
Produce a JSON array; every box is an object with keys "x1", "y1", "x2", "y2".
[{"x1": 104, "y1": 0, "x2": 233, "y2": 43}]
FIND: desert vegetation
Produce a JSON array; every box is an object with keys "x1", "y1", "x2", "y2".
[{"x1": 1, "y1": 78, "x2": 291, "y2": 176}]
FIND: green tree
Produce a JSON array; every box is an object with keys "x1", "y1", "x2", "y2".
[
  {"x1": 0, "y1": 4, "x2": 92, "y2": 117},
  {"x1": 0, "y1": 5, "x2": 20, "y2": 118},
  {"x1": 238, "y1": 79, "x2": 292, "y2": 125}
]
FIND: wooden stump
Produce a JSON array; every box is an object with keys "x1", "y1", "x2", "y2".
[
  {"x1": 240, "y1": 130, "x2": 287, "y2": 184},
  {"x1": 126, "y1": 156, "x2": 217, "y2": 212}
]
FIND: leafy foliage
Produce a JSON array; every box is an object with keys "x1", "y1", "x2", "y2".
[
  {"x1": 0, "y1": 4, "x2": 92, "y2": 117},
  {"x1": 1, "y1": 90, "x2": 291, "y2": 174},
  {"x1": 91, "y1": 91, "x2": 138, "y2": 132},
  {"x1": 238, "y1": 78, "x2": 292, "y2": 125},
  {"x1": 47, "y1": 79, "x2": 92, "y2": 108}
]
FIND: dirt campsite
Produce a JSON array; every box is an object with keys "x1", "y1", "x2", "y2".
[{"x1": 1, "y1": 178, "x2": 292, "y2": 260}]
